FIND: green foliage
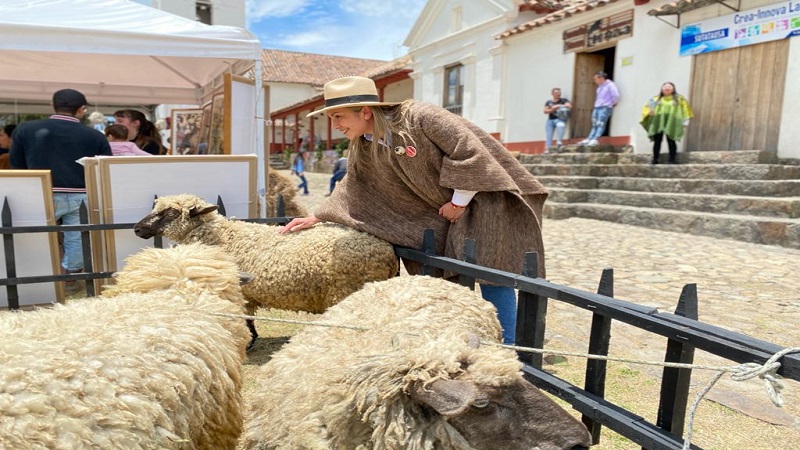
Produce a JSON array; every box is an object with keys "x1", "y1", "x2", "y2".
[{"x1": 334, "y1": 139, "x2": 350, "y2": 157}]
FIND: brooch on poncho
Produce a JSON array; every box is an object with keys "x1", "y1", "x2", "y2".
[{"x1": 394, "y1": 146, "x2": 417, "y2": 158}]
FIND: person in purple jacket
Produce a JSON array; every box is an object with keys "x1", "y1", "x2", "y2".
[{"x1": 578, "y1": 71, "x2": 620, "y2": 147}]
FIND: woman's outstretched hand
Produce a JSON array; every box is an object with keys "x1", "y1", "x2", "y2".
[
  {"x1": 439, "y1": 202, "x2": 466, "y2": 224},
  {"x1": 278, "y1": 216, "x2": 321, "y2": 234}
]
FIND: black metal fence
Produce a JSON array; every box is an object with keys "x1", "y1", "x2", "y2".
[{"x1": 2, "y1": 197, "x2": 798, "y2": 450}]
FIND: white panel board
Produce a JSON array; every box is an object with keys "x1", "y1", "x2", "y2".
[
  {"x1": 0, "y1": 171, "x2": 60, "y2": 307},
  {"x1": 230, "y1": 76, "x2": 256, "y2": 155},
  {"x1": 91, "y1": 155, "x2": 257, "y2": 272}
]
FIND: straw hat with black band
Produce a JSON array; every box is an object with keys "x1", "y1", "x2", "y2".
[{"x1": 307, "y1": 76, "x2": 402, "y2": 118}]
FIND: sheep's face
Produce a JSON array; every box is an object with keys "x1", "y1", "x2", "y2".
[
  {"x1": 134, "y1": 200, "x2": 218, "y2": 241},
  {"x1": 410, "y1": 379, "x2": 592, "y2": 450}
]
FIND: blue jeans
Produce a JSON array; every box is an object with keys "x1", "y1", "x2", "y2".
[
  {"x1": 53, "y1": 192, "x2": 86, "y2": 272},
  {"x1": 545, "y1": 118, "x2": 566, "y2": 149},
  {"x1": 480, "y1": 284, "x2": 517, "y2": 344},
  {"x1": 587, "y1": 106, "x2": 613, "y2": 140},
  {"x1": 296, "y1": 174, "x2": 309, "y2": 194},
  {"x1": 329, "y1": 169, "x2": 346, "y2": 193}
]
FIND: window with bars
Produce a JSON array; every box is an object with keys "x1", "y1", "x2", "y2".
[{"x1": 443, "y1": 64, "x2": 464, "y2": 116}]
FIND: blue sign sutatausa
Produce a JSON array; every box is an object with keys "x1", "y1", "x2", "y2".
[{"x1": 680, "y1": 0, "x2": 800, "y2": 56}]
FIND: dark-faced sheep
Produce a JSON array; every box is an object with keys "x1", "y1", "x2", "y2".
[
  {"x1": 241, "y1": 275, "x2": 592, "y2": 450},
  {"x1": 133, "y1": 193, "x2": 399, "y2": 348},
  {"x1": 0, "y1": 243, "x2": 251, "y2": 449}
]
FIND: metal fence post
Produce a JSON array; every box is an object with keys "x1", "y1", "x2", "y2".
[
  {"x1": 516, "y1": 251, "x2": 545, "y2": 368},
  {"x1": 1, "y1": 198, "x2": 19, "y2": 310},
  {"x1": 583, "y1": 267, "x2": 614, "y2": 444}
]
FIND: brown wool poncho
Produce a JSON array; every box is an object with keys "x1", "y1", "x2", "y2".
[{"x1": 316, "y1": 102, "x2": 549, "y2": 277}]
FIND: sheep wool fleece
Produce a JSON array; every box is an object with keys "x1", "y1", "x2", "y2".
[
  {"x1": 145, "y1": 194, "x2": 399, "y2": 314},
  {"x1": 316, "y1": 101, "x2": 549, "y2": 277},
  {"x1": 242, "y1": 275, "x2": 524, "y2": 449},
  {"x1": 0, "y1": 243, "x2": 250, "y2": 450}
]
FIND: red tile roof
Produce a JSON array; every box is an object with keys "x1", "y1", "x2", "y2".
[
  {"x1": 261, "y1": 49, "x2": 389, "y2": 87},
  {"x1": 499, "y1": 0, "x2": 619, "y2": 39},
  {"x1": 647, "y1": 0, "x2": 719, "y2": 16},
  {"x1": 269, "y1": 55, "x2": 413, "y2": 117}
]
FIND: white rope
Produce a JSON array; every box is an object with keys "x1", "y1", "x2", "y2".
[{"x1": 210, "y1": 312, "x2": 800, "y2": 448}]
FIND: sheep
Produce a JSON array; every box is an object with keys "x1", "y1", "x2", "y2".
[
  {"x1": 241, "y1": 275, "x2": 593, "y2": 450},
  {"x1": 133, "y1": 193, "x2": 399, "y2": 348},
  {"x1": 266, "y1": 167, "x2": 307, "y2": 218},
  {"x1": 0, "y1": 243, "x2": 251, "y2": 450}
]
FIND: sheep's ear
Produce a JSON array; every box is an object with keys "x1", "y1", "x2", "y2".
[
  {"x1": 409, "y1": 379, "x2": 477, "y2": 416},
  {"x1": 188, "y1": 205, "x2": 218, "y2": 217},
  {"x1": 239, "y1": 271, "x2": 255, "y2": 286}
]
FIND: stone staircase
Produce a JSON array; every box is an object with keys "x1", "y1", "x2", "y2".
[
  {"x1": 269, "y1": 154, "x2": 289, "y2": 170},
  {"x1": 518, "y1": 146, "x2": 800, "y2": 249}
]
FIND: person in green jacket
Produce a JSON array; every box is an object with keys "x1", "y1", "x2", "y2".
[{"x1": 641, "y1": 82, "x2": 694, "y2": 164}]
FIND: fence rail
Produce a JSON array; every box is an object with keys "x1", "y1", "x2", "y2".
[{"x1": 2, "y1": 197, "x2": 797, "y2": 450}]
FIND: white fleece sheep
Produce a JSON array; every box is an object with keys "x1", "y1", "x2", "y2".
[
  {"x1": 133, "y1": 194, "x2": 399, "y2": 345},
  {"x1": 0, "y1": 243, "x2": 251, "y2": 450},
  {"x1": 241, "y1": 276, "x2": 592, "y2": 450}
]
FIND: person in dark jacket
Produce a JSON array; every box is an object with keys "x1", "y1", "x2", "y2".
[
  {"x1": 325, "y1": 149, "x2": 348, "y2": 196},
  {"x1": 11, "y1": 89, "x2": 112, "y2": 277}
]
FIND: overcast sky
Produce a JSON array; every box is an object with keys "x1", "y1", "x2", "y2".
[{"x1": 246, "y1": 0, "x2": 428, "y2": 60}]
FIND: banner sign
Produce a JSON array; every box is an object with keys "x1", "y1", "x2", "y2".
[
  {"x1": 680, "y1": 0, "x2": 800, "y2": 56},
  {"x1": 563, "y1": 10, "x2": 634, "y2": 53}
]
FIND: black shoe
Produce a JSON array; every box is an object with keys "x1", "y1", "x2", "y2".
[{"x1": 651, "y1": 159, "x2": 659, "y2": 165}]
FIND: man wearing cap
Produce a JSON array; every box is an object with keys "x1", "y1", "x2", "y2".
[{"x1": 10, "y1": 89, "x2": 112, "y2": 281}]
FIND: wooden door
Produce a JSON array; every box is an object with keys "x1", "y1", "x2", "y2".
[
  {"x1": 687, "y1": 39, "x2": 788, "y2": 151},
  {"x1": 571, "y1": 53, "x2": 605, "y2": 138}
]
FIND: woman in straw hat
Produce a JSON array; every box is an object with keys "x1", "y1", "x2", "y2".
[{"x1": 279, "y1": 76, "x2": 548, "y2": 344}]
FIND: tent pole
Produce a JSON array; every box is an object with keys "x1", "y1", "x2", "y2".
[{"x1": 254, "y1": 53, "x2": 266, "y2": 218}]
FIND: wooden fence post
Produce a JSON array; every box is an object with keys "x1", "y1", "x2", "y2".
[
  {"x1": 652, "y1": 283, "x2": 698, "y2": 444},
  {"x1": 78, "y1": 201, "x2": 96, "y2": 297},
  {"x1": 516, "y1": 251, "x2": 545, "y2": 368},
  {"x1": 1, "y1": 197, "x2": 19, "y2": 310},
  {"x1": 151, "y1": 195, "x2": 164, "y2": 249},
  {"x1": 420, "y1": 229, "x2": 436, "y2": 277},
  {"x1": 583, "y1": 268, "x2": 614, "y2": 444},
  {"x1": 216, "y1": 195, "x2": 227, "y2": 217},
  {"x1": 458, "y1": 239, "x2": 476, "y2": 288}
]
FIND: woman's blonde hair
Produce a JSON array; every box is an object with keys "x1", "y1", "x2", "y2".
[{"x1": 348, "y1": 100, "x2": 416, "y2": 175}]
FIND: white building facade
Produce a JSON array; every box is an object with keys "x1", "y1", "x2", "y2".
[
  {"x1": 406, "y1": 0, "x2": 800, "y2": 159},
  {"x1": 132, "y1": 0, "x2": 245, "y2": 27}
]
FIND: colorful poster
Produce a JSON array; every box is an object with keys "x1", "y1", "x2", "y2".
[{"x1": 680, "y1": 0, "x2": 800, "y2": 56}]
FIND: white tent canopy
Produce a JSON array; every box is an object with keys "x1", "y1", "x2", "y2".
[
  {"x1": 0, "y1": 0, "x2": 268, "y2": 209},
  {"x1": 0, "y1": 0, "x2": 261, "y2": 105}
]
